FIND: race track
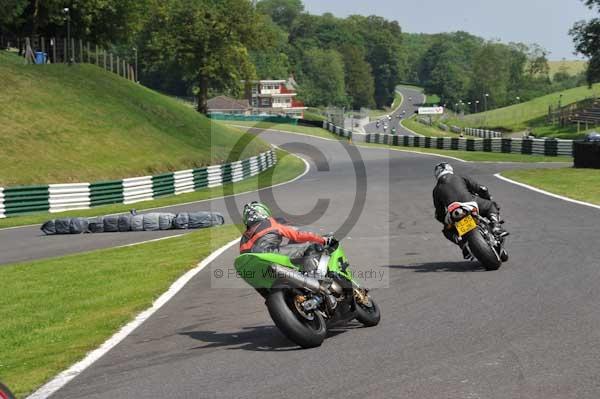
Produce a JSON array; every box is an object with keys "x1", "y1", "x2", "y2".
[
  {"x1": 364, "y1": 86, "x2": 426, "y2": 135},
  {"x1": 19, "y1": 130, "x2": 600, "y2": 399}
]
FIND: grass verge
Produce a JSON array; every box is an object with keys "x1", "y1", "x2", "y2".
[
  {"x1": 0, "y1": 50, "x2": 267, "y2": 186},
  {"x1": 401, "y1": 117, "x2": 460, "y2": 138},
  {"x1": 0, "y1": 149, "x2": 305, "y2": 229},
  {"x1": 446, "y1": 83, "x2": 600, "y2": 132},
  {"x1": 368, "y1": 91, "x2": 403, "y2": 119},
  {"x1": 0, "y1": 224, "x2": 242, "y2": 397},
  {"x1": 224, "y1": 121, "x2": 345, "y2": 141},
  {"x1": 501, "y1": 168, "x2": 600, "y2": 205}
]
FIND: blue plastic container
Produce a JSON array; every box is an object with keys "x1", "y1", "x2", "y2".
[{"x1": 35, "y1": 51, "x2": 47, "y2": 64}]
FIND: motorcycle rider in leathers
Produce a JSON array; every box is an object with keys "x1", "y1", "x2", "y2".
[
  {"x1": 432, "y1": 162, "x2": 507, "y2": 258},
  {"x1": 240, "y1": 201, "x2": 333, "y2": 259}
]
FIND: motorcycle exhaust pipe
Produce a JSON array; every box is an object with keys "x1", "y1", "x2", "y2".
[{"x1": 269, "y1": 264, "x2": 342, "y2": 295}]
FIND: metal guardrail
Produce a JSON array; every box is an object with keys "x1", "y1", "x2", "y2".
[
  {"x1": 464, "y1": 127, "x2": 503, "y2": 138},
  {"x1": 365, "y1": 134, "x2": 573, "y2": 157},
  {"x1": 0, "y1": 150, "x2": 276, "y2": 218}
]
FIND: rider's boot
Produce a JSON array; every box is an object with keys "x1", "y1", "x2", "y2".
[{"x1": 489, "y1": 213, "x2": 505, "y2": 236}]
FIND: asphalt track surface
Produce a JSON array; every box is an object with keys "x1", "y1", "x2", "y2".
[
  {"x1": 363, "y1": 86, "x2": 425, "y2": 135},
  {"x1": 10, "y1": 129, "x2": 595, "y2": 399}
]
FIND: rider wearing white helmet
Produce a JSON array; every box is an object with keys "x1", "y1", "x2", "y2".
[{"x1": 433, "y1": 163, "x2": 505, "y2": 256}]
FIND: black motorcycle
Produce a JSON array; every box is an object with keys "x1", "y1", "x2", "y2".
[{"x1": 446, "y1": 201, "x2": 509, "y2": 270}]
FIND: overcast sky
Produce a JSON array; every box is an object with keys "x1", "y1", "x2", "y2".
[{"x1": 301, "y1": 0, "x2": 597, "y2": 60}]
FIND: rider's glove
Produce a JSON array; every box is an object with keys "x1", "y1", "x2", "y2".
[{"x1": 324, "y1": 236, "x2": 338, "y2": 248}]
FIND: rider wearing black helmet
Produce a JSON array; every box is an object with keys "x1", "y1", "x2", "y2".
[{"x1": 432, "y1": 162, "x2": 505, "y2": 256}]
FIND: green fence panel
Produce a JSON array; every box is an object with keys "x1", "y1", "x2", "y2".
[
  {"x1": 90, "y1": 180, "x2": 123, "y2": 207},
  {"x1": 152, "y1": 172, "x2": 175, "y2": 198},
  {"x1": 3, "y1": 185, "x2": 49, "y2": 216}
]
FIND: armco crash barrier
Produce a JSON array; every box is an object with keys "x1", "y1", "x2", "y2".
[
  {"x1": 0, "y1": 150, "x2": 276, "y2": 218},
  {"x1": 365, "y1": 134, "x2": 573, "y2": 157}
]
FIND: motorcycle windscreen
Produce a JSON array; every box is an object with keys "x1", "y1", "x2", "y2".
[{"x1": 234, "y1": 253, "x2": 299, "y2": 289}]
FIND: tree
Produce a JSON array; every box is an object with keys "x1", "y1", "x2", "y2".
[
  {"x1": 471, "y1": 43, "x2": 511, "y2": 107},
  {"x1": 571, "y1": 0, "x2": 600, "y2": 86},
  {"x1": 526, "y1": 43, "x2": 550, "y2": 77},
  {"x1": 297, "y1": 48, "x2": 347, "y2": 107},
  {"x1": 250, "y1": 18, "x2": 291, "y2": 79},
  {"x1": 256, "y1": 0, "x2": 304, "y2": 28},
  {"x1": 0, "y1": 0, "x2": 150, "y2": 45},
  {"x1": 0, "y1": 0, "x2": 27, "y2": 35},
  {"x1": 340, "y1": 45, "x2": 375, "y2": 109},
  {"x1": 347, "y1": 15, "x2": 405, "y2": 108},
  {"x1": 143, "y1": 0, "x2": 266, "y2": 113}
]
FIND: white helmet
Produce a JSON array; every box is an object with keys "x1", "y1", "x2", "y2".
[{"x1": 434, "y1": 162, "x2": 454, "y2": 180}]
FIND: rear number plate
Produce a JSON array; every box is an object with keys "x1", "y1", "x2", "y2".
[{"x1": 456, "y1": 215, "x2": 477, "y2": 237}]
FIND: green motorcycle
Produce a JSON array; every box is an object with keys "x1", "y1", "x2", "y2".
[{"x1": 234, "y1": 237, "x2": 381, "y2": 348}]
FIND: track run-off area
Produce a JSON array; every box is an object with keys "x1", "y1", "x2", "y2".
[{"x1": 7, "y1": 124, "x2": 600, "y2": 398}]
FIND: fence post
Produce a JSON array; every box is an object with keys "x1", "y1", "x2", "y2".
[
  {"x1": 95, "y1": 44, "x2": 99, "y2": 65},
  {"x1": 116, "y1": 56, "x2": 120, "y2": 76},
  {"x1": 87, "y1": 42, "x2": 90, "y2": 63},
  {"x1": 103, "y1": 50, "x2": 107, "y2": 70},
  {"x1": 52, "y1": 38, "x2": 56, "y2": 63},
  {"x1": 110, "y1": 53, "x2": 113, "y2": 72},
  {"x1": 63, "y1": 38, "x2": 67, "y2": 63},
  {"x1": 122, "y1": 60, "x2": 126, "y2": 78},
  {"x1": 79, "y1": 39, "x2": 83, "y2": 63}
]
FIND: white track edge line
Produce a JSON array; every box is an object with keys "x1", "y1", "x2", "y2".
[
  {"x1": 27, "y1": 237, "x2": 241, "y2": 399},
  {"x1": 494, "y1": 173, "x2": 600, "y2": 210}
]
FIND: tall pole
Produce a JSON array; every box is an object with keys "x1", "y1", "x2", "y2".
[
  {"x1": 484, "y1": 93, "x2": 489, "y2": 112},
  {"x1": 133, "y1": 47, "x2": 138, "y2": 83},
  {"x1": 64, "y1": 8, "x2": 72, "y2": 65}
]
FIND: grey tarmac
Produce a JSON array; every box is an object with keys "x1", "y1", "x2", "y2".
[{"x1": 8, "y1": 131, "x2": 600, "y2": 399}]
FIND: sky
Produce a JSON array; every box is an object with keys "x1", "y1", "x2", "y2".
[{"x1": 301, "y1": 0, "x2": 598, "y2": 60}]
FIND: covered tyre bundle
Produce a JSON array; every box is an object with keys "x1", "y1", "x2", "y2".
[
  {"x1": 69, "y1": 217, "x2": 89, "y2": 234},
  {"x1": 41, "y1": 219, "x2": 56, "y2": 235},
  {"x1": 103, "y1": 215, "x2": 119, "y2": 232},
  {"x1": 55, "y1": 218, "x2": 72, "y2": 234},
  {"x1": 188, "y1": 212, "x2": 225, "y2": 229},
  {"x1": 40, "y1": 217, "x2": 89, "y2": 235},
  {"x1": 118, "y1": 214, "x2": 132, "y2": 232},
  {"x1": 159, "y1": 213, "x2": 176, "y2": 230},
  {"x1": 142, "y1": 213, "x2": 160, "y2": 231},
  {"x1": 131, "y1": 214, "x2": 144, "y2": 231},
  {"x1": 172, "y1": 213, "x2": 189, "y2": 229},
  {"x1": 88, "y1": 216, "x2": 104, "y2": 233}
]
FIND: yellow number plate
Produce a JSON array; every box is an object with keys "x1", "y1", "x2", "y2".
[{"x1": 455, "y1": 215, "x2": 477, "y2": 237}]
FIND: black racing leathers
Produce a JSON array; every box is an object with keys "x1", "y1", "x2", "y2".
[{"x1": 433, "y1": 174, "x2": 498, "y2": 225}]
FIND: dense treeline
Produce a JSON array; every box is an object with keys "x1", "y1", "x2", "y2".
[
  {"x1": 570, "y1": 0, "x2": 600, "y2": 87},
  {"x1": 0, "y1": 0, "x2": 589, "y2": 113},
  {"x1": 405, "y1": 31, "x2": 586, "y2": 112}
]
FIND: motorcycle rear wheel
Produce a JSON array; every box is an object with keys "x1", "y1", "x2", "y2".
[
  {"x1": 467, "y1": 229, "x2": 501, "y2": 271},
  {"x1": 266, "y1": 289, "x2": 327, "y2": 348}
]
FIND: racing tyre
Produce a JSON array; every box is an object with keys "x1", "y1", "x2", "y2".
[
  {"x1": 467, "y1": 229, "x2": 501, "y2": 271},
  {"x1": 266, "y1": 289, "x2": 326, "y2": 348},
  {"x1": 355, "y1": 295, "x2": 381, "y2": 327}
]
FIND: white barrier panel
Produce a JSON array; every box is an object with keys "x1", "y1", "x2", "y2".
[
  {"x1": 123, "y1": 176, "x2": 153, "y2": 204},
  {"x1": 174, "y1": 169, "x2": 194, "y2": 195},
  {"x1": 48, "y1": 183, "x2": 91, "y2": 213}
]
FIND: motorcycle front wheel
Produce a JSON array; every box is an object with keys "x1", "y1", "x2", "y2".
[
  {"x1": 354, "y1": 289, "x2": 381, "y2": 327},
  {"x1": 467, "y1": 229, "x2": 501, "y2": 271},
  {"x1": 266, "y1": 289, "x2": 327, "y2": 348}
]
